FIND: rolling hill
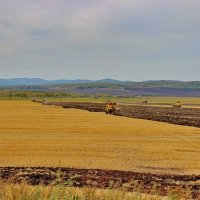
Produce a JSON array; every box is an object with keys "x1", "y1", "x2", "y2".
[{"x1": 1, "y1": 78, "x2": 200, "y2": 96}]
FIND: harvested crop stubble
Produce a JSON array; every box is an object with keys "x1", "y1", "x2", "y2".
[
  {"x1": 0, "y1": 101, "x2": 200, "y2": 175},
  {"x1": 43, "y1": 101, "x2": 200, "y2": 127}
]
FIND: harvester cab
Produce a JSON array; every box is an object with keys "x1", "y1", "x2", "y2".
[
  {"x1": 105, "y1": 100, "x2": 117, "y2": 114},
  {"x1": 173, "y1": 101, "x2": 182, "y2": 108}
]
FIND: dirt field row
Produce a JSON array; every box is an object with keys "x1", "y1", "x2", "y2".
[
  {"x1": 1, "y1": 167, "x2": 199, "y2": 199},
  {"x1": 42, "y1": 101, "x2": 200, "y2": 128}
]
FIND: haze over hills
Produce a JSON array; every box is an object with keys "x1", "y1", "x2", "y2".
[
  {"x1": 1, "y1": 78, "x2": 200, "y2": 97},
  {"x1": 0, "y1": 77, "x2": 197, "y2": 87},
  {"x1": 0, "y1": 78, "x2": 91, "y2": 86},
  {"x1": 0, "y1": 78, "x2": 124, "y2": 86}
]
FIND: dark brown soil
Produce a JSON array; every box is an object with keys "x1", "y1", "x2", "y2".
[
  {"x1": 42, "y1": 101, "x2": 200, "y2": 128},
  {"x1": 43, "y1": 101, "x2": 105, "y2": 112},
  {"x1": 30, "y1": 101, "x2": 200, "y2": 198},
  {"x1": 0, "y1": 167, "x2": 199, "y2": 199}
]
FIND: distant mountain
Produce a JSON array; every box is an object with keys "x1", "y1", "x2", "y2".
[
  {"x1": 0, "y1": 78, "x2": 131, "y2": 86},
  {"x1": 1, "y1": 78, "x2": 200, "y2": 96},
  {"x1": 0, "y1": 77, "x2": 137, "y2": 86},
  {"x1": 0, "y1": 78, "x2": 48, "y2": 86},
  {"x1": 94, "y1": 78, "x2": 123, "y2": 83},
  {"x1": 0, "y1": 78, "x2": 94, "y2": 86}
]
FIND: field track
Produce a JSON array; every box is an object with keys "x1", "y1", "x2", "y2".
[
  {"x1": 42, "y1": 101, "x2": 200, "y2": 128},
  {"x1": 0, "y1": 167, "x2": 200, "y2": 199}
]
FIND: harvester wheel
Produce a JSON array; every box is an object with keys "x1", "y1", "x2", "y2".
[{"x1": 108, "y1": 110, "x2": 112, "y2": 114}]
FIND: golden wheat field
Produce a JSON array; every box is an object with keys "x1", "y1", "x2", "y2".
[{"x1": 0, "y1": 101, "x2": 199, "y2": 175}]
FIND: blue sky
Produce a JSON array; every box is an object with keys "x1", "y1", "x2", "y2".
[{"x1": 0, "y1": 0, "x2": 199, "y2": 81}]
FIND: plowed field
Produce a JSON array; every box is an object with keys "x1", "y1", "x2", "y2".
[
  {"x1": 0, "y1": 101, "x2": 200, "y2": 198},
  {"x1": 43, "y1": 101, "x2": 200, "y2": 127},
  {"x1": 1, "y1": 167, "x2": 200, "y2": 199}
]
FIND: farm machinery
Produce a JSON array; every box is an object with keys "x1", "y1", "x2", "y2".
[
  {"x1": 105, "y1": 101, "x2": 117, "y2": 114},
  {"x1": 173, "y1": 101, "x2": 182, "y2": 108}
]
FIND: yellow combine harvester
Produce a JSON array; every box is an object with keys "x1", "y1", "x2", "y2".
[
  {"x1": 105, "y1": 101, "x2": 117, "y2": 114},
  {"x1": 173, "y1": 101, "x2": 182, "y2": 108}
]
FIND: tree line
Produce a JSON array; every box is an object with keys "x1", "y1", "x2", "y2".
[{"x1": 0, "y1": 90, "x2": 113, "y2": 99}]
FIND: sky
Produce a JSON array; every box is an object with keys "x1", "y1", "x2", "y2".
[{"x1": 0, "y1": 0, "x2": 199, "y2": 81}]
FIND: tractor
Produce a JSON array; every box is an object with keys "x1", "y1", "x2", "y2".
[
  {"x1": 105, "y1": 101, "x2": 117, "y2": 114},
  {"x1": 173, "y1": 101, "x2": 182, "y2": 108}
]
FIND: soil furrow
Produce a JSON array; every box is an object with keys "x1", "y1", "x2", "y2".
[
  {"x1": 1, "y1": 167, "x2": 199, "y2": 199},
  {"x1": 42, "y1": 101, "x2": 200, "y2": 128}
]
